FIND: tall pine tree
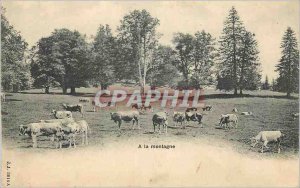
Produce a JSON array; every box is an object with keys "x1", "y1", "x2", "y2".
[
  {"x1": 276, "y1": 27, "x2": 299, "y2": 97},
  {"x1": 218, "y1": 7, "x2": 245, "y2": 95}
]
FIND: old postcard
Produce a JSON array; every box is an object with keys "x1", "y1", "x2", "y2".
[{"x1": 1, "y1": 1, "x2": 299, "y2": 187}]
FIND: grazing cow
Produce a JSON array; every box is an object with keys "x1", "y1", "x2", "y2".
[
  {"x1": 62, "y1": 103, "x2": 83, "y2": 117},
  {"x1": 152, "y1": 112, "x2": 168, "y2": 134},
  {"x1": 232, "y1": 108, "x2": 238, "y2": 113},
  {"x1": 219, "y1": 114, "x2": 238, "y2": 129},
  {"x1": 132, "y1": 104, "x2": 152, "y2": 112},
  {"x1": 251, "y1": 131, "x2": 284, "y2": 153},
  {"x1": 173, "y1": 111, "x2": 186, "y2": 128},
  {"x1": 185, "y1": 107, "x2": 198, "y2": 112},
  {"x1": 52, "y1": 110, "x2": 72, "y2": 119},
  {"x1": 19, "y1": 122, "x2": 63, "y2": 148},
  {"x1": 110, "y1": 111, "x2": 140, "y2": 129},
  {"x1": 202, "y1": 105, "x2": 212, "y2": 111},
  {"x1": 292, "y1": 113, "x2": 299, "y2": 119},
  {"x1": 79, "y1": 97, "x2": 90, "y2": 103},
  {"x1": 62, "y1": 120, "x2": 90, "y2": 147},
  {"x1": 241, "y1": 112, "x2": 253, "y2": 116},
  {"x1": 185, "y1": 112, "x2": 203, "y2": 127},
  {"x1": 1, "y1": 92, "x2": 5, "y2": 102}
]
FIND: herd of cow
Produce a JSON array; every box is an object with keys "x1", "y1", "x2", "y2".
[{"x1": 16, "y1": 96, "x2": 299, "y2": 153}]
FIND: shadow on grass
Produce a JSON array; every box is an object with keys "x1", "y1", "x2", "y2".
[
  {"x1": 5, "y1": 99, "x2": 22, "y2": 102},
  {"x1": 18, "y1": 91, "x2": 298, "y2": 100},
  {"x1": 202, "y1": 93, "x2": 298, "y2": 100}
]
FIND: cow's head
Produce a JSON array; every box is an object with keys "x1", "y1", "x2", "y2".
[
  {"x1": 19, "y1": 124, "x2": 27, "y2": 136},
  {"x1": 110, "y1": 112, "x2": 115, "y2": 120},
  {"x1": 219, "y1": 115, "x2": 226, "y2": 125},
  {"x1": 51, "y1": 109, "x2": 56, "y2": 114},
  {"x1": 250, "y1": 137, "x2": 258, "y2": 147}
]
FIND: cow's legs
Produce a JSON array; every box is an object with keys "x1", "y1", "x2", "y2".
[
  {"x1": 118, "y1": 120, "x2": 122, "y2": 130},
  {"x1": 32, "y1": 134, "x2": 38, "y2": 148},
  {"x1": 136, "y1": 118, "x2": 140, "y2": 129},
  {"x1": 69, "y1": 135, "x2": 72, "y2": 148},
  {"x1": 86, "y1": 131, "x2": 88, "y2": 145},
  {"x1": 277, "y1": 140, "x2": 281, "y2": 153},
  {"x1": 81, "y1": 133, "x2": 85, "y2": 145},
  {"x1": 165, "y1": 124, "x2": 167, "y2": 134},
  {"x1": 73, "y1": 135, "x2": 76, "y2": 148}
]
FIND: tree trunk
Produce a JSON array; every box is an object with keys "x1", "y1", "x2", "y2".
[
  {"x1": 45, "y1": 86, "x2": 50, "y2": 94},
  {"x1": 62, "y1": 86, "x2": 67, "y2": 94},
  {"x1": 12, "y1": 84, "x2": 19, "y2": 93},
  {"x1": 234, "y1": 88, "x2": 238, "y2": 95},
  {"x1": 239, "y1": 89, "x2": 243, "y2": 95},
  {"x1": 70, "y1": 87, "x2": 76, "y2": 95}
]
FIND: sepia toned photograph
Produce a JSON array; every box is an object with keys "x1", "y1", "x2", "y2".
[{"x1": 1, "y1": 1, "x2": 299, "y2": 187}]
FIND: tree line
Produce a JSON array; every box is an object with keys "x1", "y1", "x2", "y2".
[{"x1": 1, "y1": 7, "x2": 299, "y2": 97}]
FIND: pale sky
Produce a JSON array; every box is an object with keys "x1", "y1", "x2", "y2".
[{"x1": 2, "y1": 1, "x2": 300, "y2": 80}]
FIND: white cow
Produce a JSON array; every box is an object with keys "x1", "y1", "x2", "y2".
[
  {"x1": 19, "y1": 122, "x2": 63, "y2": 148},
  {"x1": 251, "y1": 131, "x2": 284, "y2": 153},
  {"x1": 62, "y1": 120, "x2": 90, "y2": 147},
  {"x1": 52, "y1": 110, "x2": 72, "y2": 119}
]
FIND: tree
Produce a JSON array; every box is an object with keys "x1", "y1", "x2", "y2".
[
  {"x1": 238, "y1": 31, "x2": 261, "y2": 93},
  {"x1": 191, "y1": 30, "x2": 217, "y2": 89},
  {"x1": 217, "y1": 7, "x2": 245, "y2": 95},
  {"x1": 217, "y1": 7, "x2": 261, "y2": 94},
  {"x1": 148, "y1": 45, "x2": 180, "y2": 87},
  {"x1": 271, "y1": 78, "x2": 276, "y2": 91},
  {"x1": 91, "y1": 24, "x2": 116, "y2": 89},
  {"x1": 276, "y1": 27, "x2": 299, "y2": 97},
  {"x1": 262, "y1": 75, "x2": 270, "y2": 90},
  {"x1": 172, "y1": 33, "x2": 194, "y2": 87},
  {"x1": 1, "y1": 7, "x2": 32, "y2": 92},
  {"x1": 31, "y1": 29, "x2": 91, "y2": 94},
  {"x1": 117, "y1": 9, "x2": 160, "y2": 94}
]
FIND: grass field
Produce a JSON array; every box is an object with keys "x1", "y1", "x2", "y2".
[{"x1": 1, "y1": 87, "x2": 299, "y2": 157}]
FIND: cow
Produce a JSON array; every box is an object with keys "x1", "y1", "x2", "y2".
[
  {"x1": 185, "y1": 111, "x2": 203, "y2": 127},
  {"x1": 61, "y1": 120, "x2": 90, "y2": 147},
  {"x1": 251, "y1": 131, "x2": 285, "y2": 153},
  {"x1": 292, "y1": 113, "x2": 299, "y2": 119},
  {"x1": 79, "y1": 97, "x2": 90, "y2": 103},
  {"x1": 219, "y1": 114, "x2": 238, "y2": 129},
  {"x1": 185, "y1": 107, "x2": 198, "y2": 113},
  {"x1": 110, "y1": 110, "x2": 140, "y2": 130},
  {"x1": 132, "y1": 103, "x2": 152, "y2": 112},
  {"x1": 152, "y1": 111, "x2": 168, "y2": 134},
  {"x1": 173, "y1": 111, "x2": 186, "y2": 128},
  {"x1": 52, "y1": 110, "x2": 72, "y2": 119},
  {"x1": 76, "y1": 120, "x2": 90, "y2": 145},
  {"x1": 202, "y1": 105, "x2": 212, "y2": 111},
  {"x1": 241, "y1": 112, "x2": 253, "y2": 116},
  {"x1": 62, "y1": 103, "x2": 83, "y2": 117},
  {"x1": 19, "y1": 122, "x2": 64, "y2": 148},
  {"x1": 1, "y1": 92, "x2": 5, "y2": 102},
  {"x1": 232, "y1": 108, "x2": 238, "y2": 113}
]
